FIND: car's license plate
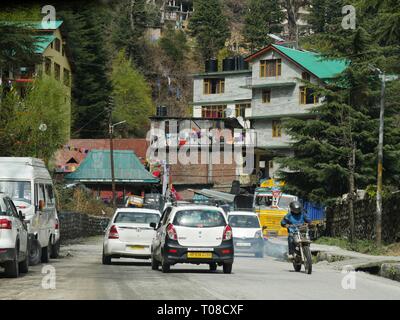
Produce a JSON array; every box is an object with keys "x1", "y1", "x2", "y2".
[
  {"x1": 236, "y1": 242, "x2": 251, "y2": 247},
  {"x1": 128, "y1": 245, "x2": 145, "y2": 250},
  {"x1": 187, "y1": 252, "x2": 212, "y2": 259}
]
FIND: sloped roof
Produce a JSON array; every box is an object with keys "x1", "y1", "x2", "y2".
[
  {"x1": 245, "y1": 44, "x2": 347, "y2": 80},
  {"x1": 68, "y1": 139, "x2": 149, "y2": 160},
  {"x1": 65, "y1": 150, "x2": 159, "y2": 184},
  {"x1": 33, "y1": 34, "x2": 55, "y2": 53}
]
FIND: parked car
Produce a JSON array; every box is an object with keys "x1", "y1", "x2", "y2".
[
  {"x1": 228, "y1": 211, "x2": 264, "y2": 258},
  {"x1": 0, "y1": 157, "x2": 60, "y2": 265},
  {"x1": 150, "y1": 205, "x2": 234, "y2": 274},
  {"x1": 102, "y1": 208, "x2": 161, "y2": 264},
  {"x1": 0, "y1": 194, "x2": 29, "y2": 277}
]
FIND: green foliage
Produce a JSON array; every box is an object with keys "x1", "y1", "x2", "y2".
[
  {"x1": 159, "y1": 27, "x2": 188, "y2": 63},
  {"x1": 0, "y1": 75, "x2": 70, "y2": 164},
  {"x1": 315, "y1": 237, "x2": 399, "y2": 255},
  {"x1": 308, "y1": 0, "x2": 345, "y2": 34},
  {"x1": 111, "y1": 51, "x2": 155, "y2": 137},
  {"x1": 58, "y1": 4, "x2": 112, "y2": 138},
  {"x1": 0, "y1": 22, "x2": 41, "y2": 68},
  {"x1": 243, "y1": 0, "x2": 284, "y2": 52},
  {"x1": 0, "y1": 4, "x2": 41, "y2": 21},
  {"x1": 111, "y1": 0, "x2": 148, "y2": 65},
  {"x1": 189, "y1": 0, "x2": 230, "y2": 60},
  {"x1": 54, "y1": 183, "x2": 114, "y2": 217},
  {"x1": 277, "y1": 8, "x2": 400, "y2": 204}
]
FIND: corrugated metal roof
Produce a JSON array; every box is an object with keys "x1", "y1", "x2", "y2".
[
  {"x1": 245, "y1": 44, "x2": 347, "y2": 80},
  {"x1": 272, "y1": 45, "x2": 347, "y2": 80},
  {"x1": 33, "y1": 35, "x2": 55, "y2": 53},
  {"x1": 31, "y1": 20, "x2": 63, "y2": 30},
  {"x1": 65, "y1": 150, "x2": 159, "y2": 184}
]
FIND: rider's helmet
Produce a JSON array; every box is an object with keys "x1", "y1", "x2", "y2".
[{"x1": 289, "y1": 201, "x2": 302, "y2": 215}]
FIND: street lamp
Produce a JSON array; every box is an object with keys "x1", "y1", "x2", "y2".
[{"x1": 109, "y1": 120, "x2": 126, "y2": 210}]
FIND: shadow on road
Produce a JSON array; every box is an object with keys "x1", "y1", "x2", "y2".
[
  {"x1": 108, "y1": 261, "x2": 152, "y2": 267},
  {"x1": 160, "y1": 269, "x2": 226, "y2": 274}
]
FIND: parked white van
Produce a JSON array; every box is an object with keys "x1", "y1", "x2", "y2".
[{"x1": 0, "y1": 158, "x2": 60, "y2": 265}]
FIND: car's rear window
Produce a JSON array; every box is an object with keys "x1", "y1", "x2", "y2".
[
  {"x1": 173, "y1": 209, "x2": 226, "y2": 228},
  {"x1": 228, "y1": 215, "x2": 260, "y2": 228},
  {"x1": 114, "y1": 212, "x2": 160, "y2": 224}
]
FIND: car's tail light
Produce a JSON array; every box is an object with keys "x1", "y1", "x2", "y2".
[
  {"x1": 0, "y1": 219, "x2": 12, "y2": 229},
  {"x1": 166, "y1": 223, "x2": 177, "y2": 240},
  {"x1": 223, "y1": 225, "x2": 232, "y2": 241},
  {"x1": 222, "y1": 249, "x2": 232, "y2": 255},
  {"x1": 108, "y1": 225, "x2": 119, "y2": 239},
  {"x1": 168, "y1": 249, "x2": 177, "y2": 253},
  {"x1": 55, "y1": 219, "x2": 59, "y2": 230}
]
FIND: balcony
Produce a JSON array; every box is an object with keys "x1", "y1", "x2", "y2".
[
  {"x1": 242, "y1": 76, "x2": 297, "y2": 89},
  {"x1": 151, "y1": 130, "x2": 257, "y2": 149}
]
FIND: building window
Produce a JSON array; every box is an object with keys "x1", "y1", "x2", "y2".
[
  {"x1": 54, "y1": 63, "x2": 61, "y2": 81},
  {"x1": 235, "y1": 103, "x2": 250, "y2": 117},
  {"x1": 269, "y1": 160, "x2": 274, "y2": 169},
  {"x1": 201, "y1": 105, "x2": 226, "y2": 118},
  {"x1": 55, "y1": 38, "x2": 61, "y2": 52},
  {"x1": 203, "y1": 78, "x2": 225, "y2": 94},
  {"x1": 44, "y1": 58, "x2": 52, "y2": 75},
  {"x1": 63, "y1": 68, "x2": 70, "y2": 86},
  {"x1": 302, "y1": 72, "x2": 311, "y2": 81},
  {"x1": 300, "y1": 86, "x2": 318, "y2": 104},
  {"x1": 272, "y1": 120, "x2": 282, "y2": 137},
  {"x1": 262, "y1": 89, "x2": 271, "y2": 103},
  {"x1": 260, "y1": 59, "x2": 281, "y2": 77}
]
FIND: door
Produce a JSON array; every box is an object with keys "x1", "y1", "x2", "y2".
[
  {"x1": 155, "y1": 207, "x2": 172, "y2": 257},
  {"x1": 4, "y1": 198, "x2": 27, "y2": 253},
  {"x1": 35, "y1": 183, "x2": 49, "y2": 247},
  {"x1": 45, "y1": 184, "x2": 56, "y2": 243}
]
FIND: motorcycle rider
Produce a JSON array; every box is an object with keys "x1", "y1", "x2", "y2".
[{"x1": 281, "y1": 201, "x2": 311, "y2": 259}]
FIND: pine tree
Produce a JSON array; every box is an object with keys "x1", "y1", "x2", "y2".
[
  {"x1": 308, "y1": 0, "x2": 345, "y2": 34},
  {"x1": 243, "y1": 0, "x2": 284, "y2": 52},
  {"x1": 189, "y1": 0, "x2": 230, "y2": 60},
  {"x1": 111, "y1": 0, "x2": 148, "y2": 66},
  {"x1": 276, "y1": 3, "x2": 400, "y2": 240},
  {"x1": 59, "y1": 4, "x2": 112, "y2": 138}
]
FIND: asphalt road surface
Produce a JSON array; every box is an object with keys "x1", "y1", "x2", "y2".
[{"x1": 1, "y1": 236, "x2": 400, "y2": 300}]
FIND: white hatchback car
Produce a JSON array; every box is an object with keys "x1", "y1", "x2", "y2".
[
  {"x1": 102, "y1": 208, "x2": 161, "y2": 264},
  {"x1": 227, "y1": 211, "x2": 265, "y2": 258},
  {"x1": 151, "y1": 205, "x2": 234, "y2": 273},
  {"x1": 0, "y1": 193, "x2": 29, "y2": 277}
]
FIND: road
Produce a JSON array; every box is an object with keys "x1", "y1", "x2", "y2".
[{"x1": 1, "y1": 236, "x2": 400, "y2": 300}]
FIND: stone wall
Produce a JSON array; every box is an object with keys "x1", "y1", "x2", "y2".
[
  {"x1": 326, "y1": 194, "x2": 400, "y2": 242},
  {"x1": 58, "y1": 211, "x2": 110, "y2": 241}
]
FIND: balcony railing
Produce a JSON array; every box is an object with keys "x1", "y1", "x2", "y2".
[{"x1": 151, "y1": 131, "x2": 257, "y2": 148}]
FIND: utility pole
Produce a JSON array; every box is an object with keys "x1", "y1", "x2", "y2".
[
  {"x1": 109, "y1": 120, "x2": 117, "y2": 210},
  {"x1": 348, "y1": 142, "x2": 356, "y2": 243},
  {"x1": 109, "y1": 119, "x2": 127, "y2": 210},
  {"x1": 376, "y1": 72, "x2": 385, "y2": 246},
  {"x1": 108, "y1": 96, "x2": 116, "y2": 210}
]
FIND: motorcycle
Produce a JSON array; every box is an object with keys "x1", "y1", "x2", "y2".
[{"x1": 291, "y1": 224, "x2": 313, "y2": 274}]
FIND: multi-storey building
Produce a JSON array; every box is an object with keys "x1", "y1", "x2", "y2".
[
  {"x1": 192, "y1": 44, "x2": 346, "y2": 180},
  {"x1": 1, "y1": 20, "x2": 72, "y2": 136}
]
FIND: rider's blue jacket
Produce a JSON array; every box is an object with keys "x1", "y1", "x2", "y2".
[{"x1": 281, "y1": 212, "x2": 311, "y2": 233}]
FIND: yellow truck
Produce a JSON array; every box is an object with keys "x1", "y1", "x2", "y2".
[{"x1": 253, "y1": 180, "x2": 298, "y2": 237}]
